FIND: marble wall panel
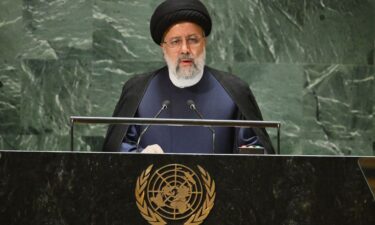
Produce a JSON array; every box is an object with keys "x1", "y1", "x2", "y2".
[
  {"x1": 93, "y1": 0, "x2": 163, "y2": 62},
  {"x1": 20, "y1": 59, "x2": 91, "y2": 150},
  {"x1": 232, "y1": 63, "x2": 304, "y2": 154},
  {"x1": 303, "y1": 65, "x2": 374, "y2": 155},
  {"x1": 0, "y1": 135, "x2": 18, "y2": 150},
  {"x1": 0, "y1": 0, "x2": 24, "y2": 138},
  {"x1": 203, "y1": 0, "x2": 235, "y2": 68},
  {"x1": 0, "y1": 1, "x2": 25, "y2": 61},
  {"x1": 22, "y1": 0, "x2": 92, "y2": 60},
  {"x1": 17, "y1": 134, "x2": 71, "y2": 151},
  {"x1": 230, "y1": 0, "x2": 374, "y2": 64},
  {"x1": 0, "y1": 66, "x2": 20, "y2": 134},
  {"x1": 299, "y1": 0, "x2": 374, "y2": 65}
]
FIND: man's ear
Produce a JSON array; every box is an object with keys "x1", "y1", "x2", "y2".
[{"x1": 161, "y1": 45, "x2": 166, "y2": 55}]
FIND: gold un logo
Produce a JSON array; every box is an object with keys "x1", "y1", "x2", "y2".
[{"x1": 135, "y1": 164, "x2": 216, "y2": 225}]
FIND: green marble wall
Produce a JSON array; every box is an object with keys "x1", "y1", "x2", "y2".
[{"x1": 0, "y1": 0, "x2": 374, "y2": 155}]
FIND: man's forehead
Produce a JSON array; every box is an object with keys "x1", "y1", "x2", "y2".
[{"x1": 163, "y1": 22, "x2": 204, "y2": 39}]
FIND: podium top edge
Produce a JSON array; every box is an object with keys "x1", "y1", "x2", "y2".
[{"x1": 69, "y1": 116, "x2": 281, "y2": 128}]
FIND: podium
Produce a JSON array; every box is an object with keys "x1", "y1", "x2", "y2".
[{"x1": 0, "y1": 151, "x2": 374, "y2": 225}]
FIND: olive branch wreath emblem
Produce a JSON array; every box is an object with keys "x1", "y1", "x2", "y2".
[{"x1": 135, "y1": 164, "x2": 216, "y2": 225}]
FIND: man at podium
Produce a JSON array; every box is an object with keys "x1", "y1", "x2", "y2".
[{"x1": 103, "y1": 0, "x2": 274, "y2": 154}]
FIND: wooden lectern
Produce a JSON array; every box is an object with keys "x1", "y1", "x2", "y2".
[{"x1": 0, "y1": 151, "x2": 374, "y2": 225}]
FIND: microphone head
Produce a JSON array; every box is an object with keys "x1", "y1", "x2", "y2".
[
  {"x1": 162, "y1": 100, "x2": 170, "y2": 108},
  {"x1": 186, "y1": 99, "x2": 196, "y2": 109}
]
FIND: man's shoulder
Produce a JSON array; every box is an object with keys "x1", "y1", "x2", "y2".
[
  {"x1": 125, "y1": 67, "x2": 161, "y2": 83},
  {"x1": 123, "y1": 66, "x2": 167, "y2": 88},
  {"x1": 206, "y1": 66, "x2": 249, "y2": 89}
]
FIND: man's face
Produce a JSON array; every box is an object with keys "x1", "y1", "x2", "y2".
[{"x1": 162, "y1": 22, "x2": 206, "y2": 83}]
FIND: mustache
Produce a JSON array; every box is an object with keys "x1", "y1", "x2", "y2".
[
  {"x1": 178, "y1": 54, "x2": 194, "y2": 62},
  {"x1": 176, "y1": 55, "x2": 197, "y2": 72}
]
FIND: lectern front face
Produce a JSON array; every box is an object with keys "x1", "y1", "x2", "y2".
[
  {"x1": 0, "y1": 151, "x2": 374, "y2": 225},
  {"x1": 359, "y1": 157, "x2": 375, "y2": 199}
]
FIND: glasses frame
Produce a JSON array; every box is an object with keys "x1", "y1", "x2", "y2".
[{"x1": 162, "y1": 34, "x2": 205, "y2": 49}]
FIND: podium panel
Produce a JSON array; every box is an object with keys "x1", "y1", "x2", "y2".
[{"x1": 0, "y1": 151, "x2": 374, "y2": 225}]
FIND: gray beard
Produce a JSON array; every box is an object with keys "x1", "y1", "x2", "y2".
[{"x1": 164, "y1": 49, "x2": 206, "y2": 88}]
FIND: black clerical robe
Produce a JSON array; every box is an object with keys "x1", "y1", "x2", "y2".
[{"x1": 103, "y1": 66, "x2": 275, "y2": 154}]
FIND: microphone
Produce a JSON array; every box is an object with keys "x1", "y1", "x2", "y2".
[
  {"x1": 136, "y1": 100, "x2": 170, "y2": 152},
  {"x1": 186, "y1": 100, "x2": 215, "y2": 153}
]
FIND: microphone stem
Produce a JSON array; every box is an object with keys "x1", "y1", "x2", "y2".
[
  {"x1": 136, "y1": 104, "x2": 167, "y2": 152},
  {"x1": 190, "y1": 104, "x2": 215, "y2": 153}
]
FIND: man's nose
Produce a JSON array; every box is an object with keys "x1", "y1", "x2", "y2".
[{"x1": 180, "y1": 40, "x2": 191, "y2": 53}]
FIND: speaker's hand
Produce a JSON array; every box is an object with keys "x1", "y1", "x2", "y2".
[{"x1": 141, "y1": 144, "x2": 164, "y2": 154}]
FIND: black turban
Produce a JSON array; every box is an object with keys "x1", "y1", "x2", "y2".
[{"x1": 150, "y1": 0, "x2": 212, "y2": 45}]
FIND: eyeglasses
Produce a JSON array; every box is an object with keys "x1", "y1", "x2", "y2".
[{"x1": 162, "y1": 35, "x2": 205, "y2": 49}]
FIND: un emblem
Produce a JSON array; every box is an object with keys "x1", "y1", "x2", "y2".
[{"x1": 135, "y1": 164, "x2": 216, "y2": 225}]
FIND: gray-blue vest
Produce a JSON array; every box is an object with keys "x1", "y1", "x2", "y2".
[
  {"x1": 121, "y1": 68, "x2": 259, "y2": 153},
  {"x1": 103, "y1": 66, "x2": 275, "y2": 154}
]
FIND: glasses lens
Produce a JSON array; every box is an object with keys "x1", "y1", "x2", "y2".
[
  {"x1": 187, "y1": 37, "x2": 200, "y2": 45},
  {"x1": 169, "y1": 38, "x2": 182, "y2": 48},
  {"x1": 165, "y1": 35, "x2": 203, "y2": 48}
]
